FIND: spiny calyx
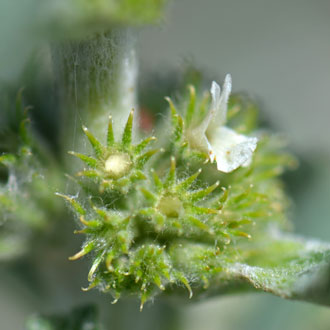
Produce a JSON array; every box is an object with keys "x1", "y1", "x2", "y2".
[
  {"x1": 139, "y1": 157, "x2": 221, "y2": 237},
  {"x1": 69, "y1": 110, "x2": 159, "y2": 191}
]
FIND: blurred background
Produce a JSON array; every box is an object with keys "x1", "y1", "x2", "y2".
[{"x1": 1, "y1": 0, "x2": 330, "y2": 329}]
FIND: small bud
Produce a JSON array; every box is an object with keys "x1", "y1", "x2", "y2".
[{"x1": 104, "y1": 153, "x2": 131, "y2": 178}]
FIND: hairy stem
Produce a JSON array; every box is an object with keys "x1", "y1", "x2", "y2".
[{"x1": 53, "y1": 28, "x2": 138, "y2": 152}]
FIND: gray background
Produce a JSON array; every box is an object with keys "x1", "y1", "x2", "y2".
[
  {"x1": 1, "y1": 0, "x2": 330, "y2": 329},
  {"x1": 138, "y1": 0, "x2": 330, "y2": 153}
]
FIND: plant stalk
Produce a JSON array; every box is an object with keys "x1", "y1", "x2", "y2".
[{"x1": 53, "y1": 28, "x2": 138, "y2": 153}]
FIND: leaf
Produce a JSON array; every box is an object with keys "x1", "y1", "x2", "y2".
[{"x1": 220, "y1": 231, "x2": 330, "y2": 306}]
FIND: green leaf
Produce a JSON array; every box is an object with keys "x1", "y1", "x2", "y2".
[{"x1": 221, "y1": 231, "x2": 330, "y2": 306}]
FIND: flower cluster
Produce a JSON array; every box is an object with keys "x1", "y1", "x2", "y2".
[{"x1": 59, "y1": 77, "x2": 295, "y2": 308}]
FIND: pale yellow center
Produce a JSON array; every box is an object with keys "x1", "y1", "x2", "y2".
[
  {"x1": 104, "y1": 153, "x2": 131, "y2": 178},
  {"x1": 157, "y1": 195, "x2": 183, "y2": 218}
]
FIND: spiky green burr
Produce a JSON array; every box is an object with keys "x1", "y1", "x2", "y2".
[{"x1": 68, "y1": 110, "x2": 159, "y2": 193}]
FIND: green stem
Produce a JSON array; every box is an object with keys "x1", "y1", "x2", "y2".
[{"x1": 53, "y1": 28, "x2": 138, "y2": 152}]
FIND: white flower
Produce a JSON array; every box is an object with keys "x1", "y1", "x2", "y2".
[{"x1": 187, "y1": 74, "x2": 258, "y2": 173}]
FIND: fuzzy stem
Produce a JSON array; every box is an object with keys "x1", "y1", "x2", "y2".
[{"x1": 53, "y1": 28, "x2": 138, "y2": 151}]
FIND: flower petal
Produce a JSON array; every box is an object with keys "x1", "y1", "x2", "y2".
[
  {"x1": 187, "y1": 127, "x2": 211, "y2": 154},
  {"x1": 210, "y1": 126, "x2": 257, "y2": 173},
  {"x1": 210, "y1": 80, "x2": 221, "y2": 117},
  {"x1": 197, "y1": 83, "x2": 219, "y2": 134},
  {"x1": 197, "y1": 75, "x2": 232, "y2": 135},
  {"x1": 207, "y1": 75, "x2": 232, "y2": 133}
]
